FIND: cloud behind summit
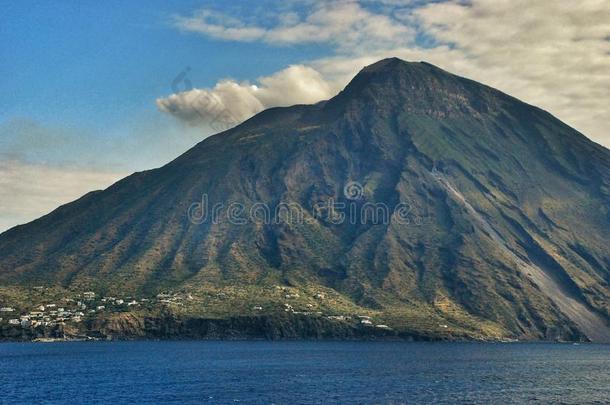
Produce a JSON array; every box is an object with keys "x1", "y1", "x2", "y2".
[{"x1": 160, "y1": 0, "x2": 610, "y2": 147}]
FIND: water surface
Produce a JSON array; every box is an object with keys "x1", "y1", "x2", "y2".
[{"x1": 1, "y1": 341, "x2": 608, "y2": 403}]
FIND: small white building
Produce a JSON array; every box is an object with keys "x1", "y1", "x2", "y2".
[{"x1": 83, "y1": 291, "x2": 96, "y2": 300}]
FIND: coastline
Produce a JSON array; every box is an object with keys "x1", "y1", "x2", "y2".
[{"x1": 0, "y1": 312, "x2": 559, "y2": 344}]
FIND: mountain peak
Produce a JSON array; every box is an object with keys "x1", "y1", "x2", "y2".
[
  {"x1": 358, "y1": 57, "x2": 437, "y2": 75},
  {"x1": 354, "y1": 57, "x2": 432, "y2": 81},
  {"x1": 361, "y1": 57, "x2": 410, "y2": 71},
  {"x1": 324, "y1": 57, "x2": 499, "y2": 118}
]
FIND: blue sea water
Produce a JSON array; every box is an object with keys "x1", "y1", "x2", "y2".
[{"x1": 0, "y1": 341, "x2": 609, "y2": 404}]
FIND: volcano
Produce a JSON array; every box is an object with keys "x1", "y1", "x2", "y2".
[{"x1": 2, "y1": 58, "x2": 609, "y2": 341}]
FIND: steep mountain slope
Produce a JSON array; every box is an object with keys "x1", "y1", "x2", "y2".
[{"x1": 1, "y1": 58, "x2": 609, "y2": 341}]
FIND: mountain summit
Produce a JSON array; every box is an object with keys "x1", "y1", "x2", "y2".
[{"x1": 2, "y1": 58, "x2": 610, "y2": 341}]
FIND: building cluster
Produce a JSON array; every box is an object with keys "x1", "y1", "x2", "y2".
[
  {"x1": 156, "y1": 292, "x2": 190, "y2": 306},
  {"x1": 1, "y1": 288, "x2": 393, "y2": 331},
  {"x1": 355, "y1": 315, "x2": 391, "y2": 329},
  {"x1": 0, "y1": 290, "x2": 190, "y2": 329},
  {"x1": 271, "y1": 290, "x2": 392, "y2": 330},
  {"x1": 1, "y1": 300, "x2": 87, "y2": 328}
]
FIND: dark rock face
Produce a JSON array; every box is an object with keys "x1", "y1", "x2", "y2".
[
  {"x1": 0, "y1": 314, "x2": 432, "y2": 342},
  {"x1": 91, "y1": 314, "x2": 402, "y2": 341},
  {"x1": 1, "y1": 58, "x2": 609, "y2": 341},
  {"x1": 0, "y1": 324, "x2": 65, "y2": 341}
]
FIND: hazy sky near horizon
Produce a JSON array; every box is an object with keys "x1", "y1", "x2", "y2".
[{"x1": 1, "y1": 0, "x2": 609, "y2": 232}]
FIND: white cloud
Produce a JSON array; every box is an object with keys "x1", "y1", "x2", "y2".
[
  {"x1": 165, "y1": 0, "x2": 610, "y2": 147},
  {"x1": 173, "y1": 2, "x2": 414, "y2": 52},
  {"x1": 254, "y1": 64, "x2": 335, "y2": 106},
  {"x1": 156, "y1": 65, "x2": 333, "y2": 130},
  {"x1": 173, "y1": 9, "x2": 267, "y2": 42},
  {"x1": 0, "y1": 160, "x2": 125, "y2": 233},
  {"x1": 157, "y1": 82, "x2": 263, "y2": 130}
]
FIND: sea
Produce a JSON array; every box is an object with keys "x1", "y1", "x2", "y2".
[{"x1": 1, "y1": 341, "x2": 608, "y2": 404}]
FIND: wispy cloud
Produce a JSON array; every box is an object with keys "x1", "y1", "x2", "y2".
[
  {"x1": 172, "y1": 3, "x2": 413, "y2": 52},
  {"x1": 0, "y1": 160, "x2": 124, "y2": 232}
]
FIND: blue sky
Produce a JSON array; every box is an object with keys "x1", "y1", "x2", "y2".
[
  {"x1": 0, "y1": 1, "x2": 329, "y2": 155},
  {"x1": 1, "y1": 0, "x2": 609, "y2": 232}
]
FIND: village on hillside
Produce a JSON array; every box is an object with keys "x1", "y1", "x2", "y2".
[{"x1": 0, "y1": 286, "x2": 394, "y2": 336}]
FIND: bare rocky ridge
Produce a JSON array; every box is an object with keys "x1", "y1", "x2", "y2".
[{"x1": 1, "y1": 58, "x2": 609, "y2": 342}]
